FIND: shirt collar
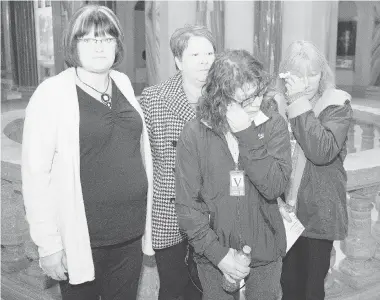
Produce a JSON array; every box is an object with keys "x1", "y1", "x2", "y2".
[{"x1": 250, "y1": 110, "x2": 270, "y2": 126}]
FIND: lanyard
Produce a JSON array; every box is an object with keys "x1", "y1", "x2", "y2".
[
  {"x1": 224, "y1": 131, "x2": 239, "y2": 169},
  {"x1": 224, "y1": 131, "x2": 244, "y2": 247}
]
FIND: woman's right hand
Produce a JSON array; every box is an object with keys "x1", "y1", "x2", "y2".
[
  {"x1": 217, "y1": 248, "x2": 250, "y2": 281},
  {"x1": 40, "y1": 250, "x2": 68, "y2": 281}
]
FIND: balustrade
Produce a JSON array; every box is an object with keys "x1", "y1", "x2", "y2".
[
  {"x1": 1, "y1": 163, "x2": 60, "y2": 300},
  {"x1": 325, "y1": 189, "x2": 380, "y2": 299},
  {"x1": 347, "y1": 123, "x2": 356, "y2": 153},
  {"x1": 360, "y1": 123, "x2": 375, "y2": 151}
]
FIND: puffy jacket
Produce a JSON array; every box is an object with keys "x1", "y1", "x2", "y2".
[
  {"x1": 175, "y1": 104, "x2": 292, "y2": 267},
  {"x1": 287, "y1": 90, "x2": 353, "y2": 240}
]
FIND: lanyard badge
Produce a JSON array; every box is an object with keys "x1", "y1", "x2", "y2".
[
  {"x1": 225, "y1": 131, "x2": 245, "y2": 197},
  {"x1": 230, "y1": 170, "x2": 245, "y2": 196}
]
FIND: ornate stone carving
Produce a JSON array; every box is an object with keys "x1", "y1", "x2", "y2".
[
  {"x1": 334, "y1": 193, "x2": 380, "y2": 290},
  {"x1": 1, "y1": 180, "x2": 29, "y2": 273},
  {"x1": 359, "y1": 122, "x2": 375, "y2": 151},
  {"x1": 347, "y1": 123, "x2": 356, "y2": 153},
  {"x1": 372, "y1": 192, "x2": 380, "y2": 261}
]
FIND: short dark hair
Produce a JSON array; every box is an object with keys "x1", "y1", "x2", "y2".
[
  {"x1": 170, "y1": 25, "x2": 216, "y2": 60},
  {"x1": 63, "y1": 5, "x2": 124, "y2": 68},
  {"x1": 199, "y1": 49, "x2": 272, "y2": 134}
]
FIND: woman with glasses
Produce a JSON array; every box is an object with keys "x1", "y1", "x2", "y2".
[
  {"x1": 22, "y1": 5, "x2": 153, "y2": 300},
  {"x1": 175, "y1": 49, "x2": 292, "y2": 300}
]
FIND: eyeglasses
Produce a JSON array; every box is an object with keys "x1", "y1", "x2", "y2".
[{"x1": 77, "y1": 38, "x2": 116, "y2": 45}]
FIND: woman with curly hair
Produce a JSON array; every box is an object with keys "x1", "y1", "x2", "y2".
[{"x1": 175, "y1": 49, "x2": 292, "y2": 300}]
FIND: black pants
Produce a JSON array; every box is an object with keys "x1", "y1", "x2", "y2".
[
  {"x1": 155, "y1": 240, "x2": 202, "y2": 300},
  {"x1": 281, "y1": 236, "x2": 334, "y2": 300},
  {"x1": 59, "y1": 236, "x2": 143, "y2": 300}
]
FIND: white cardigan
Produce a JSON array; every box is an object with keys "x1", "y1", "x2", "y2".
[{"x1": 22, "y1": 68, "x2": 154, "y2": 284}]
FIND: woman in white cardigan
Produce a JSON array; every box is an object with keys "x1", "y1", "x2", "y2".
[{"x1": 22, "y1": 5, "x2": 153, "y2": 300}]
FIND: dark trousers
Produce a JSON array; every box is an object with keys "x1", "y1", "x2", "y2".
[
  {"x1": 197, "y1": 258, "x2": 282, "y2": 300},
  {"x1": 155, "y1": 240, "x2": 202, "y2": 300},
  {"x1": 281, "y1": 236, "x2": 334, "y2": 300},
  {"x1": 59, "y1": 236, "x2": 143, "y2": 300}
]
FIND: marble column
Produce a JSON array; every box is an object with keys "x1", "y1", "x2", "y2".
[
  {"x1": 1, "y1": 1, "x2": 14, "y2": 84},
  {"x1": 370, "y1": 3, "x2": 380, "y2": 87},
  {"x1": 196, "y1": 0, "x2": 224, "y2": 52},
  {"x1": 145, "y1": 1, "x2": 197, "y2": 83},
  {"x1": 145, "y1": 0, "x2": 160, "y2": 86},
  {"x1": 354, "y1": 2, "x2": 375, "y2": 87},
  {"x1": 51, "y1": 1, "x2": 85, "y2": 73},
  {"x1": 334, "y1": 193, "x2": 380, "y2": 290},
  {"x1": 347, "y1": 123, "x2": 356, "y2": 153},
  {"x1": 9, "y1": 1, "x2": 39, "y2": 88},
  {"x1": 360, "y1": 123, "x2": 375, "y2": 151},
  {"x1": 373, "y1": 192, "x2": 380, "y2": 261},
  {"x1": 1, "y1": 173, "x2": 57, "y2": 291},
  {"x1": 1, "y1": 180, "x2": 29, "y2": 273},
  {"x1": 253, "y1": 0, "x2": 283, "y2": 74}
]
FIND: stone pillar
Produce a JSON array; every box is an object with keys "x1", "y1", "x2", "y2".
[
  {"x1": 1, "y1": 163, "x2": 57, "y2": 292},
  {"x1": 1, "y1": 180, "x2": 29, "y2": 273},
  {"x1": 354, "y1": 2, "x2": 374, "y2": 87},
  {"x1": 196, "y1": 0, "x2": 224, "y2": 52},
  {"x1": 9, "y1": 1, "x2": 39, "y2": 88},
  {"x1": 253, "y1": 0, "x2": 283, "y2": 74},
  {"x1": 1, "y1": 1, "x2": 14, "y2": 84},
  {"x1": 347, "y1": 123, "x2": 356, "y2": 153},
  {"x1": 145, "y1": 0, "x2": 160, "y2": 86},
  {"x1": 372, "y1": 191, "x2": 380, "y2": 261},
  {"x1": 335, "y1": 193, "x2": 380, "y2": 290},
  {"x1": 145, "y1": 1, "x2": 197, "y2": 83},
  {"x1": 360, "y1": 123, "x2": 375, "y2": 151},
  {"x1": 51, "y1": 1, "x2": 85, "y2": 74}
]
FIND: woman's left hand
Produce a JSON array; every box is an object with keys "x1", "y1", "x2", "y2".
[
  {"x1": 277, "y1": 197, "x2": 295, "y2": 223},
  {"x1": 226, "y1": 102, "x2": 252, "y2": 133}
]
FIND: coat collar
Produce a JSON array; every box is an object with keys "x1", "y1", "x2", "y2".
[{"x1": 162, "y1": 72, "x2": 197, "y2": 122}]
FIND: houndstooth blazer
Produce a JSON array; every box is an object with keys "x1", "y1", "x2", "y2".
[{"x1": 140, "y1": 72, "x2": 196, "y2": 249}]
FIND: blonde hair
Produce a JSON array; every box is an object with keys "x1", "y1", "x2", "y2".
[{"x1": 278, "y1": 40, "x2": 335, "y2": 96}]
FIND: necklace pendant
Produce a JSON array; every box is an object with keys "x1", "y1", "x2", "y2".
[{"x1": 101, "y1": 93, "x2": 112, "y2": 108}]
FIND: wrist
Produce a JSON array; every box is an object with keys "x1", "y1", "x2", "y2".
[{"x1": 286, "y1": 91, "x2": 307, "y2": 104}]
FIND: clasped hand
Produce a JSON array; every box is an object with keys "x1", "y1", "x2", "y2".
[
  {"x1": 40, "y1": 250, "x2": 68, "y2": 281},
  {"x1": 217, "y1": 248, "x2": 251, "y2": 281}
]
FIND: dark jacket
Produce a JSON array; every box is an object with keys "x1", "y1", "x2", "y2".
[
  {"x1": 175, "y1": 105, "x2": 292, "y2": 267},
  {"x1": 287, "y1": 92, "x2": 353, "y2": 240},
  {"x1": 140, "y1": 73, "x2": 195, "y2": 249}
]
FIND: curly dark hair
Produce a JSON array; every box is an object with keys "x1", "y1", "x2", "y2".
[{"x1": 199, "y1": 49, "x2": 273, "y2": 134}]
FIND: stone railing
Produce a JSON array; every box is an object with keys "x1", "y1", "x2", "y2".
[
  {"x1": 325, "y1": 107, "x2": 380, "y2": 300},
  {"x1": 1, "y1": 161, "x2": 61, "y2": 300},
  {"x1": 1, "y1": 106, "x2": 380, "y2": 300}
]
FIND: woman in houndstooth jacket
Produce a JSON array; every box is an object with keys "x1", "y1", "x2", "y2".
[{"x1": 140, "y1": 25, "x2": 215, "y2": 300}]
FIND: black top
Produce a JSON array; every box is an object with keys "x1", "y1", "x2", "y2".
[{"x1": 77, "y1": 81, "x2": 147, "y2": 247}]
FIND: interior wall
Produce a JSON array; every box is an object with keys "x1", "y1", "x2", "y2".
[
  {"x1": 115, "y1": 1, "x2": 135, "y2": 83},
  {"x1": 224, "y1": 1, "x2": 254, "y2": 53}
]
